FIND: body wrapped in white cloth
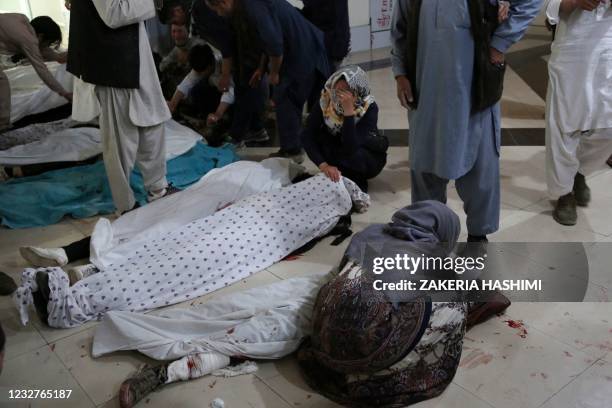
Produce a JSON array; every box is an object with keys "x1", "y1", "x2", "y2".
[{"x1": 14, "y1": 173, "x2": 369, "y2": 328}]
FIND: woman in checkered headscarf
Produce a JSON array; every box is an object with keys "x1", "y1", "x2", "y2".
[{"x1": 302, "y1": 65, "x2": 388, "y2": 193}]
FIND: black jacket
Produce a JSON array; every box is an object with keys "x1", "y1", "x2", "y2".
[
  {"x1": 67, "y1": 0, "x2": 140, "y2": 89},
  {"x1": 404, "y1": 0, "x2": 504, "y2": 111}
]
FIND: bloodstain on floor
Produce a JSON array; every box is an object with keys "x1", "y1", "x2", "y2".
[
  {"x1": 504, "y1": 319, "x2": 528, "y2": 338},
  {"x1": 283, "y1": 254, "x2": 303, "y2": 261},
  {"x1": 459, "y1": 349, "x2": 494, "y2": 369},
  {"x1": 227, "y1": 327, "x2": 235, "y2": 335}
]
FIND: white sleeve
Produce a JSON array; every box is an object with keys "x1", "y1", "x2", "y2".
[
  {"x1": 177, "y1": 70, "x2": 204, "y2": 96},
  {"x1": 545, "y1": 0, "x2": 562, "y2": 25},
  {"x1": 91, "y1": 0, "x2": 156, "y2": 29},
  {"x1": 220, "y1": 85, "x2": 235, "y2": 105}
]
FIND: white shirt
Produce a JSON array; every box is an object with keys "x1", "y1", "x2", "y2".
[
  {"x1": 72, "y1": 0, "x2": 171, "y2": 127},
  {"x1": 176, "y1": 50, "x2": 235, "y2": 105},
  {"x1": 545, "y1": 0, "x2": 612, "y2": 133}
]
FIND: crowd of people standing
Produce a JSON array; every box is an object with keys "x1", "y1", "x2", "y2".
[{"x1": 0, "y1": 0, "x2": 610, "y2": 239}]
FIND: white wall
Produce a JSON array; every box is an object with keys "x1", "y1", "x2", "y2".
[
  {"x1": 350, "y1": 0, "x2": 370, "y2": 26},
  {"x1": 0, "y1": 0, "x2": 30, "y2": 15}
]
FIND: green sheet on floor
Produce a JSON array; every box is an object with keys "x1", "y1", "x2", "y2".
[{"x1": 0, "y1": 142, "x2": 238, "y2": 229}]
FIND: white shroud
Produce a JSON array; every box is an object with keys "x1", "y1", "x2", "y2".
[{"x1": 92, "y1": 275, "x2": 328, "y2": 361}]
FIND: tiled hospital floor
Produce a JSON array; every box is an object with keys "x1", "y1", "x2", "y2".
[
  {"x1": 1, "y1": 18, "x2": 611, "y2": 408},
  {"x1": 1, "y1": 146, "x2": 611, "y2": 408}
]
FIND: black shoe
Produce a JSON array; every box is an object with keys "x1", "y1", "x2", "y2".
[
  {"x1": 553, "y1": 193, "x2": 577, "y2": 226},
  {"x1": 0, "y1": 271, "x2": 17, "y2": 296},
  {"x1": 460, "y1": 236, "x2": 489, "y2": 259},
  {"x1": 573, "y1": 173, "x2": 591, "y2": 207},
  {"x1": 32, "y1": 272, "x2": 50, "y2": 324},
  {"x1": 119, "y1": 365, "x2": 168, "y2": 408},
  {"x1": 607, "y1": 155, "x2": 612, "y2": 168}
]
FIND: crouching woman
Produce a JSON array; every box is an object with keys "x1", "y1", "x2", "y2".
[{"x1": 302, "y1": 66, "x2": 387, "y2": 192}]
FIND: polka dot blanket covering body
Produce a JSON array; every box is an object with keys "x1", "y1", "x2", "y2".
[{"x1": 15, "y1": 174, "x2": 369, "y2": 328}]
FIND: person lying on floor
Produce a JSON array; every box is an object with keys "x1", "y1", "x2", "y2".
[
  {"x1": 18, "y1": 159, "x2": 304, "y2": 282},
  {"x1": 93, "y1": 274, "x2": 326, "y2": 408},
  {"x1": 14, "y1": 171, "x2": 369, "y2": 329},
  {"x1": 94, "y1": 201, "x2": 507, "y2": 408},
  {"x1": 302, "y1": 66, "x2": 388, "y2": 193}
]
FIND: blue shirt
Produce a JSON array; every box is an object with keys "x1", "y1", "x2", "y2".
[
  {"x1": 391, "y1": 0, "x2": 541, "y2": 179},
  {"x1": 241, "y1": 0, "x2": 330, "y2": 80}
]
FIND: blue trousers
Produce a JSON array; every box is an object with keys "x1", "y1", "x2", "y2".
[
  {"x1": 273, "y1": 74, "x2": 317, "y2": 151},
  {"x1": 230, "y1": 76, "x2": 269, "y2": 140},
  {"x1": 411, "y1": 128, "x2": 500, "y2": 236}
]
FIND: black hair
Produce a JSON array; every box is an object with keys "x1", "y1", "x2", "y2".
[
  {"x1": 159, "y1": 0, "x2": 191, "y2": 26},
  {"x1": 30, "y1": 16, "x2": 62, "y2": 47},
  {"x1": 189, "y1": 44, "x2": 215, "y2": 72}
]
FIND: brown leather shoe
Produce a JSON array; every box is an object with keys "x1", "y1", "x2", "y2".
[
  {"x1": 119, "y1": 365, "x2": 167, "y2": 408},
  {"x1": 467, "y1": 291, "x2": 511, "y2": 330}
]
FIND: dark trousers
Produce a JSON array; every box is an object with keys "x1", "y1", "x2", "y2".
[
  {"x1": 190, "y1": 79, "x2": 222, "y2": 117},
  {"x1": 63, "y1": 236, "x2": 92, "y2": 262},
  {"x1": 333, "y1": 148, "x2": 386, "y2": 193},
  {"x1": 410, "y1": 129, "x2": 500, "y2": 236},
  {"x1": 230, "y1": 76, "x2": 269, "y2": 140},
  {"x1": 273, "y1": 74, "x2": 317, "y2": 152}
]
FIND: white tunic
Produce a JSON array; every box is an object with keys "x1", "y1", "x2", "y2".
[
  {"x1": 545, "y1": 0, "x2": 612, "y2": 133},
  {"x1": 72, "y1": 0, "x2": 171, "y2": 126}
]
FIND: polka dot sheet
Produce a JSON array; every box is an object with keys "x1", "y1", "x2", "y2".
[{"x1": 15, "y1": 175, "x2": 369, "y2": 328}]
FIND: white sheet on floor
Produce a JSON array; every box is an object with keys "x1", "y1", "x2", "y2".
[
  {"x1": 90, "y1": 158, "x2": 302, "y2": 269},
  {"x1": 15, "y1": 174, "x2": 369, "y2": 328},
  {"x1": 92, "y1": 274, "x2": 327, "y2": 360},
  {"x1": 0, "y1": 119, "x2": 201, "y2": 166},
  {"x1": 8, "y1": 62, "x2": 74, "y2": 123}
]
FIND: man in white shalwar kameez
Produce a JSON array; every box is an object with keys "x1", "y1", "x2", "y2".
[
  {"x1": 545, "y1": 0, "x2": 612, "y2": 225},
  {"x1": 67, "y1": 0, "x2": 171, "y2": 213}
]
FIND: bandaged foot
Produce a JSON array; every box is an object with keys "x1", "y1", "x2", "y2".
[
  {"x1": 166, "y1": 352, "x2": 230, "y2": 384},
  {"x1": 19, "y1": 246, "x2": 68, "y2": 267}
]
